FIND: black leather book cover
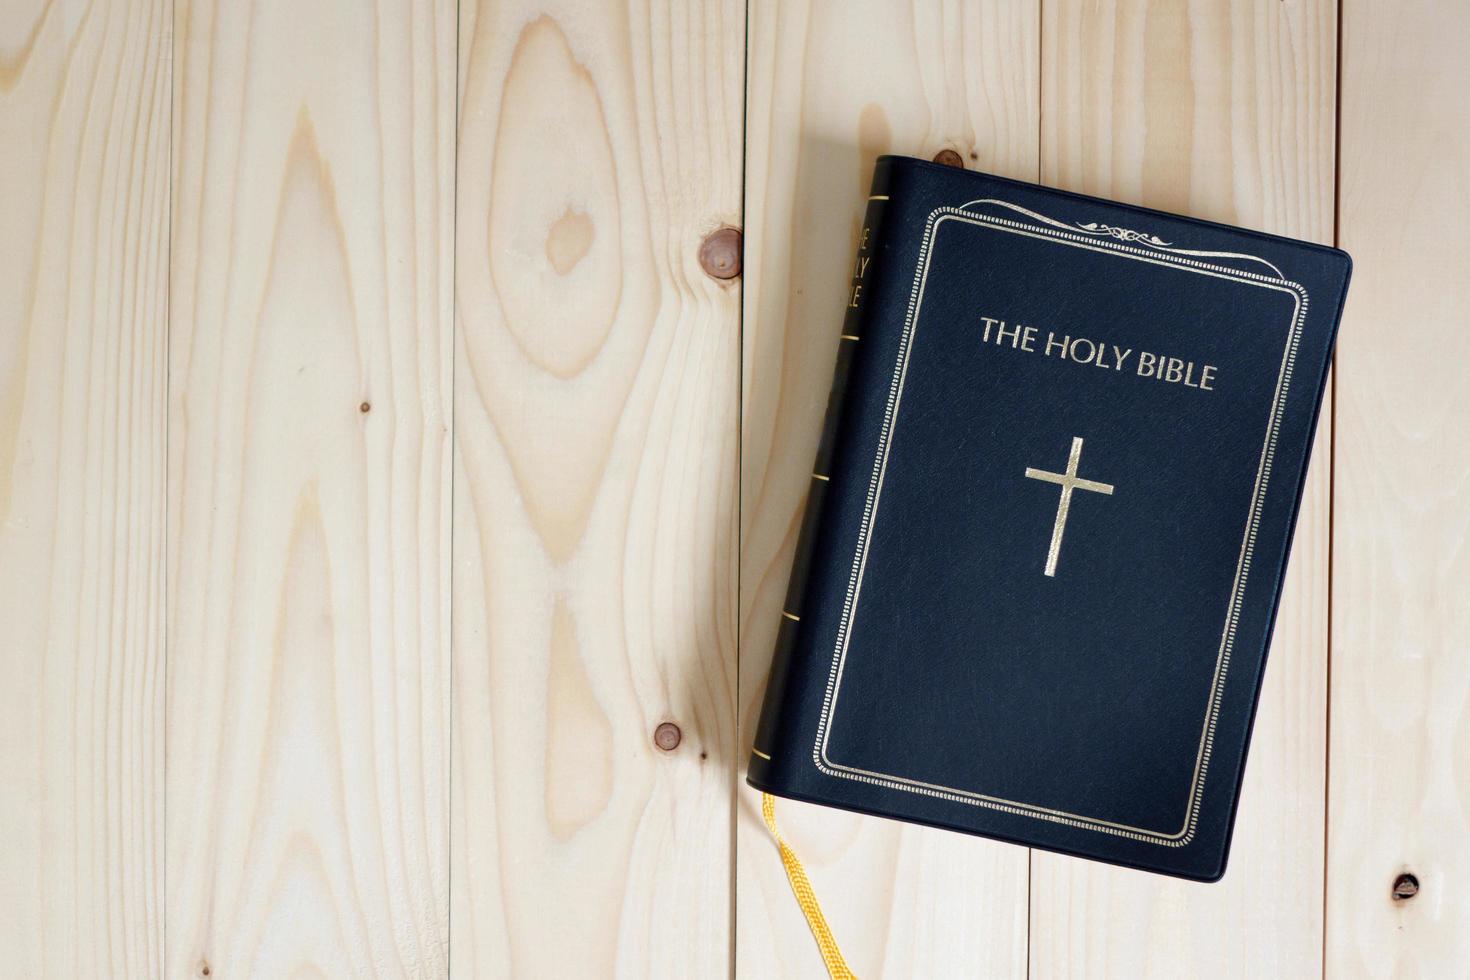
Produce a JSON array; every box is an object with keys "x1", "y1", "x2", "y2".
[{"x1": 748, "y1": 155, "x2": 1351, "y2": 881}]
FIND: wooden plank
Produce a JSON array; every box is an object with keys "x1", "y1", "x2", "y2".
[
  {"x1": 450, "y1": 2, "x2": 743, "y2": 975},
  {"x1": 0, "y1": 2, "x2": 170, "y2": 975},
  {"x1": 166, "y1": 1, "x2": 454, "y2": 975},
  {"x1": 1327, "y1": 1, "x2": 1470, "y2": 974},
  {"x1": 1031, "y1": 2, "x2": 1337, "y2": 976},
  {"x1": 737, "y1": 2, "x2": 1038, "y2": 976}
]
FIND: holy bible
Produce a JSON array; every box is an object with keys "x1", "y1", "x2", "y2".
[{"x1": 748, "y1": 156, "x2": 1351, "y2": 881}]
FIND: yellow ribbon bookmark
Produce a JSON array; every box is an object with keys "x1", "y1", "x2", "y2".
[{"x1": 761, "y1": 793, "x2": 857, "y2": 979}]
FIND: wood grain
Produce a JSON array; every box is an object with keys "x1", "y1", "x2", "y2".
[
  {"x1": 1031, "y1": 2, "x2": 1338, "y2": 977},
  {"x1": 166, "y1": 1, "x2": 454, "y2": 976},
  {"x1": 0, "y1": 1, "x2": 170, "y2": 976},
  {"x1": 450, "y1": 2, "x2": 743, "y2": 975},
  {"x1": 1328, "y1": 0, "x2": 1470, "y2": 974},
  {"x1": 737, "y1": 1, "x2": 1039, "y2": 976}
]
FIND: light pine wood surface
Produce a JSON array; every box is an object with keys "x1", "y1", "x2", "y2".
[
  {"x1": 0, "y1": 0, "x2": 1465, "y2": 977},
  {"x1": 167, "y1": 1, "x2": 454, "y2": 976},
  {"x1": 451, "y1": 1, "x2": 741, "y2": 976},
  {"x1": 0, "y1": 1, "x2": 170, "y2": 975},
  {"x1": 1328, "y1": 0, "x2": 1470, "y2": 975}
]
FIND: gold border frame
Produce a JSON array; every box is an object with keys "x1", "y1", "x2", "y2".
[{"x1": 812, "y1": 201, "x2": 1309, "y2": 847}]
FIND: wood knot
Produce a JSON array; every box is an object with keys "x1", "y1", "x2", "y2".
[
  {"x1": 698, "y1": 227, "x2": 742, "y2": 280},
  {"x1": 359, "y1": 401, "x2": 371, "y2": 413},
  {"x1": 932, "y1": 148, "x2": 965, "y2": 168},
  {"x1": 653, "y1": 722, "x2": 682, "y2": 751},
  {"x1": 1392, "y1": 872, "x2": 1420, "y2": 902}
]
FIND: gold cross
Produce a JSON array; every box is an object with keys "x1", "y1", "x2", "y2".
[{"x1": 1024, "y1": 436, "x2": 1115, "y2": 577}]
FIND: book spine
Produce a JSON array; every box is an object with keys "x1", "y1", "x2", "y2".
[{"x1": 749, "y1": 159, "x2": 894, "y2": 783}]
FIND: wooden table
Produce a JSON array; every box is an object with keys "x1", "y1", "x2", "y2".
[{"x1": 2, "y1": 0, "x2": 1462, "y2": 976}]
